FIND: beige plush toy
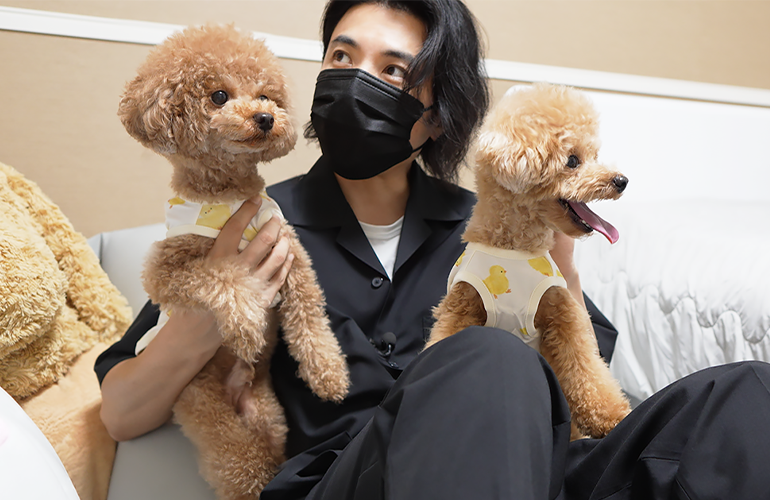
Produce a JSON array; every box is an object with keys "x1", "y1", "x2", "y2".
[
  {"x1": 118, "y1": 25, "x2": 350, "y2": 499},
  {"x1": 0, "y1": 160, "x2": 133, "y2": 500},
  {"x1": 427, "y1": 84, "x2": 632, "y2": 439}
]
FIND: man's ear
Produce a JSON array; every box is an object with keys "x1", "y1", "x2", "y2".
[
  {"x1": 421, "y1": 106, "x2": 443, "y2": 141},
  {"x1": 476, "y1": 130, "x2": 538, "y2": 194},
  {"x1": 117, "y1": 76, "x2": 177, "y2": 156},
  {"x1": 428, "y1": 115, "x2": 443, "y2": 141}
]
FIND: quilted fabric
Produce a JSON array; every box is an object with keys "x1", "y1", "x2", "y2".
[{"x1": 574, "y1": 200, "x2": 770, "y2": 402}]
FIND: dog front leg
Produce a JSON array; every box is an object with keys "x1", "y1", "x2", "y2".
[
  {"x1": 276, "y1": 227, "x2": 350, "y2": 403},
  {"x1": 143, "y1": 235, "x2": 272, "y2": 363},
  {"x1": 535, "y1": 287, "x2": 631, "y2": 439},
  {"x1": 425, "y1": 282, "x2": 488, "y2": 350}
]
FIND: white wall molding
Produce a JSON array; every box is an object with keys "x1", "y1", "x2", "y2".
[
  {"x1": 2, "y1": 6, "x2": 770, "y2": 107},
  {"x1": 0, "y1": 6, "x2": 324, "y2": 62},
  {"x1": 485, "y1": 59, "x2": 770, "y2": 109}
]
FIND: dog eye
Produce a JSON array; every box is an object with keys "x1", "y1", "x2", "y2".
[
  {"x1": 566, "y1": 155, "x2": 581, "y2": 169},
  {"x1": 258, "y1": 95, "x2": 269, "y2": 101},
  {"x1": 211, "y1": 90, "x2": 228, "y2": 106}
]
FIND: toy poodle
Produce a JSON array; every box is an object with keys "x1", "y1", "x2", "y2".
[
  {"x1": 118, "y1": 24, "x2": 350, "y2": 498},
  {"x1": 427, "y1": 83, "x2": 631, "y2": 439}
]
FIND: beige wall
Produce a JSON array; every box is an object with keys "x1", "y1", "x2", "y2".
[{"x1": 2, "y1": 0, "x2": 769, "y2": 236}]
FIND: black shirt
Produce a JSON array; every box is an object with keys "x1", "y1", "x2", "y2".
[{"x1": 94, "y1": 158, "x2": 617, "y2": 495}]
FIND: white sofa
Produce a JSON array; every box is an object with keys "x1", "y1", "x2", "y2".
[
  {"x1": 85, "y1": 194, "x2": 770, "y2": 498},
  {"x1": 88, "y1": 224, "x2": 218, "y2": 500},
  {"x1": 573, "y1": 200, "x2": 770, "y2": 404},
  {"x1": 88, "y1": 199, "x2": 770, "y2": 407}
]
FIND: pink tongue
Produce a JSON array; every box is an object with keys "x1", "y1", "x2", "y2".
[{"x1": 567, "y1": 201, "x2": 620, "y2": 244}]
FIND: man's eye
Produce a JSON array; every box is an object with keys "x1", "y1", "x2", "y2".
[
  {"x1": 211, "y1": 90, "x2": 228, "y2": 106},
  {"x1": 566, "y1": 155, "x2": 581, "y2": 169},
  {"x1": 384, "y1": 65, "x2": 406, "y2": 81},
  {"x1": 331, "y1": 50, "x2": 351, "y2": 65}
]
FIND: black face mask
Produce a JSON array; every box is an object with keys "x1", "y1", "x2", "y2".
[{"x1": 310, "y1": 68, "x2": 433, "y2": 180}]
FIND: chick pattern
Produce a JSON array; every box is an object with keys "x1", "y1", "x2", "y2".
[
  {"x1": 483, "y1": 265, "x2": 511, "y2": 299},
  {"x1": 164, "y1": 191, "x2": 282, "y2": 250},
  {"x1": 447, "y1": 242, "x2": 567, "y2": 352}
]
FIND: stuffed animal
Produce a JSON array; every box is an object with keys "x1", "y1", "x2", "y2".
[
  {"x1": 427, "y1": 83, "x2": 631, "y2": 439},
  {"x1": 0, "y1": 160, "x2": 132, "y2": 500},
  {"x1": 118, "y1": 25, "x2": 350, "y2": 498}
]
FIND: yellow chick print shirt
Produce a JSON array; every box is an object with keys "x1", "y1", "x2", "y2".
[
  {"x1": 447, "y1": 242, "x2": 567, "y2": 352},
  {"x1": 165, "y1": 191, "x2": 283, "y2": 250}
]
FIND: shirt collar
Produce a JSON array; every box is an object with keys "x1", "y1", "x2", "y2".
[{"x1": 289, "y1": 157, "x2": 469, "y2": 229}]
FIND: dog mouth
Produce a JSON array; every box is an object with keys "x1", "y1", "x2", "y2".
[
  {"x1": 230, "y1": 130, "x2": 273, "y2": 148},
  {"x1": 559, "y1": 200, "x2": 619, "y2": 244}
]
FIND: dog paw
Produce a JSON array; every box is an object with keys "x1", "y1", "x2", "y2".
[
  {"x1": 301, "y1": 355, "x2": 350, "y2": 403},
  {"x1": 203, "y1": 277, "x2": 273, "y2": 363},
  {"x1": 574, "y1": 399, "x2": 631, "y2": 438},
  {"x1": 225, "y1": 332, "x2": 268, "y2": 365}
]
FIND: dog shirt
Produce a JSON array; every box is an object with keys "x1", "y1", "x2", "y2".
[
  {"x1": 133, "y1": 191, "x2": 284, "y2": 355},
  {"x1": 165, "y1": 191, "x2": 284, "y2": 250},
  {"x1": 447, "y1": 242, "x2": 568, "y2": 352}
]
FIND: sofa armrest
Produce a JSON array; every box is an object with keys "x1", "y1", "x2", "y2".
[
  {"x1": 87, "y1": 224, "x2": 218, "y2": 499},
  {"x1": 88, "y1": 224, "x2": 166, "y2": 318}
]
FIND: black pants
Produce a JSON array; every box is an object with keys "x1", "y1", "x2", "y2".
[{"x1": 304, "y1": 326, "x2": 770, "y2": 500}]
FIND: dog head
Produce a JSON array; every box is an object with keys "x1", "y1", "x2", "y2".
[
  {"x1": 476, "y1": 83, "x2": 627, "y2": 243},
  {"x1": 118, "y1": 24, "x2": 297, "y2": 166}
]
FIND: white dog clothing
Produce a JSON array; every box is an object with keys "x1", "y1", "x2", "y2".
[
  {"x1": 447, "y1": 242, "x2": 567, "y2": 352},
  {"x1": 134, "y1": 191, "x2": 284, "y2": 355},
  {"x1": 165, "y1": 191, "x2": 283, "y2": 250}
]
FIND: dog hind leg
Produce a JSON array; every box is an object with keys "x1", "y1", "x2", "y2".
[{"x1": 173, "y1": 349, "x2": 287, "y2": 499}]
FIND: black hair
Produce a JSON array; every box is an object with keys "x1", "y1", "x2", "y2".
[{"x1": 306, "y1": 0, "x2": 490, "y2": 183}]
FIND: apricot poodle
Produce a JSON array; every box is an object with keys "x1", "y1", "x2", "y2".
[
  {"x1": 427, "y1": 83, "x2": 631, "y2": 439},
  {"x1": 118, "y1": 25, "x2": 349, "y2": 498}
]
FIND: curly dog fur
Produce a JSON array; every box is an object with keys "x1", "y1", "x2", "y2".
[
  {"x1": 118, "y1": 25, "x2": 349, "y2": 498},
  {"x1": 427, "y1": 83, "x2": 631, "y2": 439}
]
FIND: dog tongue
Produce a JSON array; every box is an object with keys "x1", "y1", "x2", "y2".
[{"x1": 567, "y1": 201, "x2": 620, "y2": 244}]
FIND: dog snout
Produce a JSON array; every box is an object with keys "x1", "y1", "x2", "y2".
[
  {"x1": 613, "y1": 175, "x2": 628, "y2": 193},
  {"x1": 254, "y1": 112, "x2": 274, "y2": 132}
]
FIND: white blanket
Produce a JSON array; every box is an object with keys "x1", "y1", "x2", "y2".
[{"x1": 575, "y1": 200, "x2": 770, "y2": 401}]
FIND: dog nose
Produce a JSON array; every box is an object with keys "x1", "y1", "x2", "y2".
[
  {"x1": 613, "y1": 175, "x2": 628, "y2": 193},
  {"x1": 254, "y1": 113, "x2": 274, "y2": 132}
]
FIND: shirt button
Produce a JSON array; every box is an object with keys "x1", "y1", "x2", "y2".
[
  {"x1": 371, "y1": 276, "x2": 384, "y2": 288},
  {"x1": 388, "y1": 361, "x2": 398, "y2": 369}
]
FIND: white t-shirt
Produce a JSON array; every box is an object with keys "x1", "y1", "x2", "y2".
[{"x1": 359, "y1": 216, "x2": 404, "y2": 280}]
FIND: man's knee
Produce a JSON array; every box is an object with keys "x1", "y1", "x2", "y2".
[
  {"x1": 425, "y1": 325, "x2": 543, "y2": 367},
  {"x1": 411, "y1": 325, "x2": 561, "y2": 398}
]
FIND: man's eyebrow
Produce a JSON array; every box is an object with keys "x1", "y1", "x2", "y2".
[
  {"x1": 330, "y1": 34, "x2": 358, "y2": 49},
  {"x1": 383, "y1": 49, "x2": 415, "y2": 64},
  {"x1": 329, "y1": 35, "x2": 415, "y2": 64}
]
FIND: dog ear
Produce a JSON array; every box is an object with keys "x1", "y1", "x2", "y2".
[
  {"x1": 118, "y1": 75, "x2": 178, "y2": 156},
  {"x1": 476, "y1": 130, "x2": 540, "y2": 194}
]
